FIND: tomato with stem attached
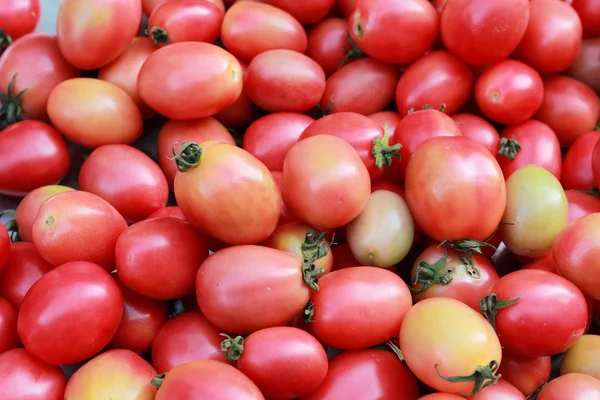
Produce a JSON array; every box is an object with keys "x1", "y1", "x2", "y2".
[
  {"x1": 452, "y1": 114, "x2": 500, "y2": 155},
  {"x1": 563, "y1": 132, "x2": 600, "y2": 190},
  {"x1": 0, "y1": 0, "x2": 40, "y2": 41},
  {"x1": 306, "y1": 18, "x2": 357, "y2": 77},
  {"x1": 369, "y1": 111, "x2": 403, "y2": 133},
  {"x1": 497, "y1": 351, "x2": 551, "y2": 397},
  {"x1": 537, "y1": 374, "x2": 600, "y2": 400}
]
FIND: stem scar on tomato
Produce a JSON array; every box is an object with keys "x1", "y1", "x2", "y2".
[
  {"x1": 170, "y1": 141, "x2": 203, "y2": 172},
  {"x1": 479, "y1": 293, "x2": 522, "y2": 331},
  {"x1": 220, "y1": 334, "x2": 245, "y2": 361},
  {"x1": 339, "y1": 32, "x2": 365, "y2": 69},
  {"x1": 435, "y1": 360, "x2": 501, "y2": 397},
  {"x1": 372, "y1": 123, "x2": 401, "y2": 168},
  {"x1": 498, "y1": 136, "x2": 522, "y2": 160},
  {"x1": 150, "y1": 26, "x2": 170, "y2": 46},
  {"x1": 303, "y1": 301, "x2": 314, "y2": 323},
  {"x1": 151, "y1": 373, "x2": 167, "y2": 389}
]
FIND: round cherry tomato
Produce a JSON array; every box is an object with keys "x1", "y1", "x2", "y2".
[
  {"x1": 221, "y1": 2, "x2": 307, "y2": 61},
  {"x1": 0, "y1": 297, "x2": 18, "y2": 354},
  {"x1": 270, "y1": 171, "x2": 299, "y2": 226},
  {"x1": 214, "y1": 57, "x2": 253, "y2": 128},
  {"x1": 18, "y1": 261, "x2": 123, "y2": 365},
  {"x1": 282, "y1": 135, "x2": 371, "y2": 229},
  {"x1": 32, "y1": 190, "x2": 127, "y2": 270},
  {"x1": 263, "y1": 0, "x2": 335, "y2": 24},
  {"x1": 306, "y1": 18, "x2": 354, "y2": 77},
  {"x1": 565, "y1": 190, "x2": 600, "y2": 223},
  {"x1": 395, "y1": 50, "x2": 473, "y2": 116},
  {"x1": 561, "y1": 334, "x2": 600, "y2": 380},
  {"x1": 47, "y1": 78, "x2": 143, "y2": 148},
  {"x1": 569, "y1": 38, "x2": 600, "y2": 94},
  {"x1": 15, "y1": 185, "x2": 73, "y2": 242},
  {"x1": 56, "y1": 0, "x2": 142, "y2": 70},
  {"x1": 452, "y1": 113, "x2": 500, "y2": 155},
  {"x1": 468, "y1": 380, "x2": 525, "y2": 400},
  {"x1": 563, "y1": 132, "x2": 600, "y2": 190},
  {"x1": 0, "y1": 348, "x2": 66, "y2": 400},
  {"x1": 0, "y1": 0, "x2": 40, "y2": 41},
  {"x1": 537, "y1": 374, "x2": 600, "y2": 400},
  {"x1": 497, "y1": 351, "x2": 551, "y2": 397}
]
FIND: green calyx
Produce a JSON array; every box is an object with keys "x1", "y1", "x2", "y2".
[
  {"x1": 339, "y1": 32, "x2": 365, "y2": 69},
  {"x1": 0, "y1": 210, "x2": 18, "y2": 242},
  {"x1": 220, "y1": 333, "x2": 245, "y2": 361},
  {"x1": 497, "y1": 137, "x2": 522, "y2": 160},
  {"x1": 372, "y1": 123, "x2": 401, "y2": 168},
  {"x1": 0, "y1": 74, "x2": 27, "y2": 129},
  {"x1": 0, "y1": 30, "x2": 12, "y2": 53},
  {"x1": 439, "y1": 239, "x2": 496, "y2": 259},
  {"x1": 407, "y1": 103, "x2": 447, "y2": 115},
  {"x1": 301, "y1": 230, "x2": 331, "y2": 263},
  {"x1": 303, "y1": 301, "x2": 315, "y2": 323},
  {"x1": 151, "y1": 373, "x2": 167, "y2": 389},
  {"x1": 302, "y1": 258, "x2": 324, "y2": 292},
  {"x1": 410, "y1": 248, "x2": 452, "y2": 295},
  {"x1": 480, "y1": 293, "x2": 521, "y2": 331},
  {"x1": 594, "y1": 121, "x2": 600, "y2": 131},
  {"x1": 385, "y1": 339, "x2": 404, "y2": 361},
  {"x1": 150, "y1": 26, "x2": 169, "y2": 46},
  {"x1": 435, "y1": 360, "x2": 501, "y2": 396},
  {"x1": 170, "y1": 142, "x2": 202, "y2": 173}
]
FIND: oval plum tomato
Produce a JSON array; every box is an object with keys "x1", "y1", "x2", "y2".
[
  {"x1": 497, "y1": 352, "x2": 550, "y2": 397},
  {"x1": 501, "y1": 165, "x2": 568, "y2": 257},
  {"x1": 221, "y1": 2, "x2": 307, "y2": 61},
  {"x1": 308, "y1": 267, "x2": 412, "y2": 349},
  {"x1": 17, "y1": 261, "x2": 123, "y2": 365},
  {"x1": 369, "y1": 111, "x2": 403, "y2": 133},
  {"x1": 156, "y1": 117, "x2": 234, "y2": 188},
  {"x1": 32, "y1": 190, "x2": 127, "y2": 269},
  {"x1": 406, "y1": 136, "x2": 506, "y2": 243},
  {"x1": 173, "y1": 141, "x2": 281, "y2": 244},
  {"x1": 270, "y1": 171, "x2": 299, "y2": 226},
  {"x1": 0, "y1": 121, "x2": 70, "y2": 197},
  {"x1": 221, "y1": 327, "x2": 328, "y2": 399},
  {"x1": 537, "y1": 373, "x2": 600, "y2": 400},
  {"x1": 0, "y1": 348, "x2": 65, "y2": 400},
  {"x1": 440, "y1": 0, "x2": 529, "y2": 66},
  {"x1": 534, "y1": 75, "x2": 600, "y2": 147},
  {"x1": 410, "y1": 244, "x2": 499, "y2": 311},
  {"x1": 79, "y1": 145, "x2": 169, "y2": 222},
  {"x1": 98, "y1": 37, "x2": 155, "y2": 118},
  {"x1": 482, "y1": 269, "x2": 587, "y2": 357},
  {"x1": 281, "y1": 135, "x2": 371, "y2": 229},
  {"x1": 245, "y1": 49, "x2": 326, "y2": 113},
  {"x1": 0, "y1": 297, "x2": 18, "y2": 354},
  {"x1": 400, "y1": 297, "x2": 502, "y2": 396},
  {"x1": 263, "y1": 0, "x2": 335, "y2": 24},
  {"x1": 475, "y1": 60, "x2": 544, "y2": 125},
  {"x1": 572, "y1": 0, "x2": 600, "y2": 37},
  {"x1": 513, "y1": 0, "x2": 582, "y2": 75},
  {"x1": 331, "y1": 243, "x2": 360, "y2": 271},
  {"x1": 307, "y1": 18, "x2": 355, "y2": 78},
  {"x1": 452, "y1": 113, "x2": 500, "y2": 155},
  {"x1": 348, "y1": 0, "x2": 438, "y2": 64},
  {"x1": 0, "y1": 33, "x2": 79, "y2": 121},
  {"x1": 154, "y1": 360, "x2": 264, "y2": 400},
  {"x1": 146, "y1": 206, "x2": 186, "y2": 221},
  {"x1": 563, "y1": 132, "x2": 600, "y2": 190},
  {"x1": 395, "y1": 51, "x2": 473, "y2": 116},
  {"x1": 139, "y1": 42, "x2": 243, "y2": 120},
  {"x1": 116, "y1": 217, "x2": 208, "y2": 300},
  {"x1": 303, "y1": 349, "x2": 419, "y2": 400},
  {"x1": 469, "y1": 380, "x2": 525, "y2": 400},
  {"x1": 47, "y1": 78, "x2": 143, "y2": 148},
  {"x1": 213, "y1": 56, "x2": 252, "y2": 128},
  {"x1": 346, "y1": 190, "x2": 414, "y2": 267},
  {"x1": 569, "y1": 38, "x2": 600, "y2": 92},
  {"x1": 56, "y1": 0, "x2": 141, "y2": 70},
  {"x1": 565, "y1": 190, "x2": 600, "y2": 224},
  {"x1": 497, "y1": 121, "x2": 562, "y2": 181},
  {"x1": 0, "y1": 0, "x2": 40, "y2": 41},
  {"x1": 243, "y1": 112, "x2": 314, "y2": 172},
  {"x1": 561, "y1": 335, "x2": 600, "y2": 379},
  {"x1": 592, "y1": 140, "x2": 600, "y2": 189}
]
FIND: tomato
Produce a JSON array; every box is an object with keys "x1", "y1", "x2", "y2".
[
  {"x1": 569, "y1": 38, "x2": 600, "y2": 94},
  {"x1": 270, "y1": 171, "x2": 299, "y2": 226},
  {"x1": 337, "y1": 0, "x2": 356, "y2": 17},
  {"x1": 400, "y1": 297, "x2": 502, "y2": 395},
  {"x1": 537, "y1": 374, "x2": 600, "y2": 400},
  {"x1": 563, "y1": 132, "x2": 600, "y2": 190},
  {"x1": 0, "y1": 0, "x2": 40, "y2": 41},
  {"x1": 501, "y1": 165, "x2": 568, "y2": 257},
  {"x1": 571, "y1": 0, "x2": 600, "y2": 37},
  {"x1": 395, "y1": 51, "x2": 473, "y2": 116},
  {"x1": 331, "y1": 244, "x2": 360, "y2": 271},
  {"x1": 522, "y1": 252, "x2": 558, "y2": 274},
  {"x1": 154, "y1": 360, "x2": 264, "y2": 400},
  {"x1": 565, "y1": 190, "x2": 600, "y2": 223},
  {"x1": 592, "y1": 140, "x2": 600, "y2": 189},
  {"x1": 143, "y1": 0, "x2": 164, "y2": 15},
  {"x1": 468, "y1": 380, "x2": 526, "y2": 399},
  {"x1": 282, "y1": 135, "x2": 371, "y2": 229},
  {"x1": 221, "y1": 2, "x2": 307, "y2": 61},
  {"x1": 174, "y1": 141, "x2": 281, "y2": 244},
  {"x1": 0, "y1": 226, "x2": 8, "y2": 272},
  {"x1": 534, "y1": 76, "x2": 600, "y2": 147},
  {"x1": 47, "y1": 78, "x2": 143, "y2": 148},
  {"x1": 32, "y1": 190, "x2": 127, "y2": 269},
  {"x1": 304, "y1": 349, "x2": 419, "y2": 400},
  {"x1": 213, "y1": 57, "x2": 253, "y2": 128},
  {"x1": 0, "y1": 297, "x2": 18, "y2": 354},
  {"x1": 307, "y1": 18, "x2": 355, "y2": 78},
  {"x1": 369, "y1": 111, "x2": 403, "y2": 132},
  {"x1": 497, "y1": 351, "x2": 550, "y2": 397},
  {"x1": 440, "y1": 0, "x2": 529, "y2": 66},
  {"x1": 513, "y1": 0, "x2": 582, "y2": 75},
  {"x1": 245, "y1": 50, "x2": 326, "y2": 113},
  {"x1": 243, "y1": 112, "x2": 314, "y2": 172},
  {"x1": 18, "y1": 261, "x2": 123, "y2": 365},
  {"x1": 561, "y1": 335, "x2": 600, "y2": 380},
  {"x1": 262, "y1": 0, "x2": 335, "y2": 24},
  {"x1": 0, "y1": 348, "x2": 65, "y2": 400},
  {"x1": 146, "y1": 206, "x2": 186, "y2": 221},
  {"x1": 452, "y1": 114, "x2": 500, "y2": 155}
]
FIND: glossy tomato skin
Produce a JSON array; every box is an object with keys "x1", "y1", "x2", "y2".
[
  {"x1": 47, "y1": 78, "x2": 143, "y2": 148},
  {"x1": 522, "y1": 252, "x2": 558, "y2": 274},
  {"x1": 469, "y1": 380, "x2": 526, "y2": 400},
  {"x1": 572, "y1": 0, "x2": 600, "y2": 37},
  {"x1": 537, "y1": 373, "x2": 600, "y2": 400},
  {"x1": 139, "y1": 42, "x2": 243, "y2": 120},
  {"x1": 15, "y1": 185, "x2": 73, "y2": 242},
  {"x1": 57, "y1": 0, "x2": 142, "y2": 70},
  {"x1": 17, "y1": 261, "x2": 123, "y2": 365},
  {"x1": 563, "y1": 132, "x2": 600, "y2": 190},
  {"x1": 337, "y1": 0, "x2": 356, "y2": 16},
  {"x1": 146, "y1": 206, "x2": 186, "y2": 221},
  {"x1": 569, "y1": 38, "x2": 600, "y2": 93},
  {"x1": 497, "y1": 352, "x2": 551, "y2": 397},
  {"x1": 303, "y1": 349, "x2": 419, "y2": 400},
  {"x1": 395, "y1": 51, "x2": 473, "y2": 116},
  {"x1": 245, "y1": 49, "x2": 326, "y2": 113},
  {"x1": 565, "y1": 190, "x2": 600, "y2": 223},
  {"x1": 221, "y1": 2, "x2": 307, "y2": 61},
  {"x1": 264, "y1": 0, "x2": 335, "y2": 24},
  {"x1": 306, "y1": 18, "x2": 354, "y2": 77},
  {"x1": 0, "y1": 297, "x2": 19, "y2": 354},
  {"x1": 281, "y1": 135, "x2": 371, "y2": 229},
  {"x1": 452, "y1": 113, "x2": 500, "y2": 155},
  {"x1": 369, "y1": 111, "x2": 403, "y2": 133},
  {"x1": 0, "y1": 121, "x2": 70, "y2": 197},
  {"x1": 561, "y1": 335, "x2": 600, "y2": 380},
  {"x1": 271, "y1": 171, "x2": 299, "y2": 226},
  {"x1": 142, "y1": 0, "x2": 163, "y2": 15},
  {"x1": 0, "y1": 0, "x2": 40, "y2": 40}
]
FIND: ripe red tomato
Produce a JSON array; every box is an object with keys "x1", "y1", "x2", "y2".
[
  {"x1": 18, "y1": 261, "x2": 123, "y2": 365},
  {"x1": 32, "y1": 190, "x2": 127, "y2": 269},
  {"x1": 563, "y1": 132, "x2": 600, "y2": 190},
  {"x1": 263, "y1": 0, "x2": 335, "y2": 24},
  {"x1": 440, "y1": 0, "x2": 529, "y2": 65},
  {"x1": 0, "y1": 0, "x2": 40, "y2": 41},
  {"x1": 513, "y1": 0, "x2": 582, "y2": 75},
  {"x1": 330, "y1": 243, "x2": 360, "y2": 271},
  {"x1": 522, "y1": 252, "x2": 558, "y2": 274},
  {"x1": 0, "y1": 297, "x2": 18, "y2": 354},
  {"x1": 452, "y1": 113, "x2": 500, "y2": 155},
  {"x1": 221, "y1": 2, "x2": 307, "y2": 61},
  {"x1": 469, "y1": 379, "x2": 526, "y2": 400},
  {"x1": 56, "y1": 0, "x2": 142, "y2": 70},
  {"x1": 143, "y1": 0, "x2": 164, "y2": 15},
  {"x1": 565, "y1": 190, "x2": 600, "y2": 223},
  {"x1": 306, "y1": 18, "x2": 355, "y2": 78},
  {"x1": 337, "y1": 0, "x2": 356, "y2": 16},
  {"x1": 212, "y1": 55, "x2": 253, "y2": 128},
  {"x1": 569, "y1": 38, "x2": 600, "y2": 93},
  {"x1": 0, "y1": 348, "x2": 66, "y2": 400},
  {"x1": 497, "y1": 351, "x2": 551, "y2": 397},
  {"x1": 395, "y1": 51, "x2": 473, "y2": 116},
  {"x1": 572, "y1": 0, "x2": 600, "y2": 37},
  {"x1": 282, "y1": 135, "x2": 371, "y2": 229},
  {"x1": 561, "y1": 334, "x2": 600, "y2": 379},
  {"x1": 537, "y1": 373, "x2": 600, "y2": 400},
  {"x1": 270, "y1": 171, "x2": 299, "y2": 226}
]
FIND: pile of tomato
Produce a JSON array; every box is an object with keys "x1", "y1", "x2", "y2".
[{"x1": 1, "y1": 0, "x2": 600, "y2": 398}]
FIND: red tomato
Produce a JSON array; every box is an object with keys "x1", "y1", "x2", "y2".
[
  {"x1": 440, "y1": 0, "x2": 529, "y2": 65},
  {"x1": 270, "y1": 171, "x2": 299, "y2": 226},
  {"x1": 369, "y1": 111, "x2": 403, "y2": 133},
  {"x1": 534, "y1": 75, "x2": 600, "y2": 147},
  {"x1": 497, "y1": 351, "x2": 551, "y2": 397},
  {"x1": 245, "y1": 49, "x2": 326, "y2": 113},
  {"x1": 320, "y1": 58, "x2": 398, "y2": 116},
  {"x1": 337, "y1": 0, "x2": 356, "y2": 16},
  {"x1": 304, "y1": 349, "x2": 419, "y2": 400},
  {"x1": 282, "y1": 135, "x2": 371, "y2": 229},
  {"x1": 563, "y1": 132, "x2": 600, "y2": 190},
  {"x1": 522, "y1": 252, "x2": 558, "y2": 274},
  {"x1": 146, "y1": 206, "x2": 186, "y2": 221},
  {"x1": 32, "y1": 190, "x2": 127, "y2": 270},
  {"x1": 569, "y1": 38, "x2": 600, "y2": 93},
  {"x1": 0, "y1": 297, "x2": 18, "y2": 354},
  {"x1": 213, "y1": 58, "x2": 253, "y2": 128},
  {"x1": 348, "y1": 0, "x2": 438, "y2": 64},
  {"x1": 17, "y1": 261, "x2": 123, "y2": 365},
  {"x1": 468, "y1": 379, "x2": 526, "y2": 400},
  {"x1": 331, "y1": 244, "x2": 360, "y2": 270},
  {"x1": 572, "y1": 0, "x2": 600, "y2": 37},
  {"x1": 221, "y1": 2, "x2": 307, "y2": 61},
  {"x1": 56, "y1": 0, "x2": 142, "y2": 70},
  {"x1": 452, "y1": 113, "x2": 500, "y2": 155},
  {"x1": 537, "y1": 374, "x2": 600, "y2": 400},
  {"x1": 139, "y1": 42, "x2": 243, "y2": 120},
  {"x1": 513, "y1": 0, "x2": 582, "y2": 75},
  {"x1": 307, "y1": 18, "x2": 355, "y2": 78},
  {"x1": 0, "y1": 0, "x2": 40, "y2": 41},
  {"x1": 47, "y1": 78, "x2": 143, "y2": 148},
  {"x1": 565, "y1": 190, "x2": 600, "y2": 223},
  {"x1": 143, "y1": 0, "x2": 164, "y2": 15},
  {"x1": 263, "y1": 0, "x2": 335, "y2": 24},
  {"x1": 592, "y1": 139, "x2": 600, "y2": 189},
  {"x1": 0, "y1": 348, "x2": 66, "y2": 400},
  {"x1": 395, "y1": 51, "x2": 473, "y2": 116},
  {"x1": 0, "y1": 121, "x2": 70, "y2": 197}
]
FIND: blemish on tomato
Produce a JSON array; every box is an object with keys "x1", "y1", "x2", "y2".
[{"x1": 45, "y1": 216, "x2": 55, "y2": 225}]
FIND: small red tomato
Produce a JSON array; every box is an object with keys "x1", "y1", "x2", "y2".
[
  {"x1": 452, "y1": 113, "x2": 500, "y2": 155},
  {"x1": 306, "y1": 18, "x2": 354, "y2": 77},
  {"x1": 569, "y1": 38, "x2": 600, "y2": 94},
  {"x1": 369, "y1": 111, "x2": 403, "y2": 133},
  {"x1": 469, "y1": 379, "x2": 526, "y2": 400},
  {"x1": 263, "y1": 0, "x2": 335, "y2": 24},
  {"x1": 331, "y1": 243, "x2": 360, "y2": 271},
  {"x1": 563, "y1": 132, "x2": 600, "y2": 190},
  {"x1": 146, "y1": 206, "x2": 186, "y2": 221},
  {"x1": 565, "y1": 190, "x2": 600, "y2": 224},
  {"x1": 270, "y1": 171, "x2": 299, "y2": 226},
  {"x1": 32, "y1": 191, "x2": 128, "y2": 270},
  {"x1": 0, "y1": 297, "x2": 19, "y2": 354},
  {"x1": 0, "y1": 0, "x2": 40, "y2": 40},
  {"x1": 537, "y1": 374, "x2": 600, "y2": 400},
  {"x1": 497, "y1": 351, "x2": 551, "y2": 397},
  {"x1": 572, "y1": 0, "x2": 600, "y2": 37}
]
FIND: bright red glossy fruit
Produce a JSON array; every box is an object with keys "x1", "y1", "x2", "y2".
[
  {"x1": 0, "y1": 0, "x2": 40, "y2": 40},
  {"x1": 0, "y1": 297, "x2": 19, "y2": 354},
  {"x1": 497, "y1": 351, "x2": 551, "y2": 397},
  {"x1": 572, "y1": 0, "x2": 600, "y2": 37},
  {"x1": 569, "y1": 38, "x2": 600, "y2": 93},
  {"x1": 565, "y1": 190, "x2": 600, "y2": 224},
  {"x1": 306, "y1": 18, "x2": 354, "y2": 77},
  {"x1": 263, "y1": 0, "x2": 336, "y2": 24},
  {"x1": 331, "y1": 244, "x2": 360, "y2": 271},
  {"x1": 537, "y1": 374, "x2": 600, "y2": 400},
  {"x1": 452, "y1": 113, "x2": 500, "y2": 155},
  {"x1": 563, "y1": 132, "x2": 600, "y2": 190},
  {"x1": 522, "y1": 252, "x2": 558, "y2": 274},
  {"x1": 214, "y1": 57, "x2": 253, "y2": 128}
]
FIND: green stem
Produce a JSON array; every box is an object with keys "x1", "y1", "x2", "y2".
[
  {"x1": 302, "y1": 259, "x2": 323, "y2": 291},
  {"x1": 435, "y1": 360, "x2": 501, "y2": 396},
  {"x1": 150, "y1": 26, "x2": 169, "y2": 46},
  {"x1": 151, "y1": 373, "x2": 167, "y2": 389},
  {"x1": 301, "y1": 230, "x2": 331, "y2": 263},
  {"x1": 497, "y1": 137, "x2": 522, "y2": 160},
  {"x1": 339, "y1": 32, "x2": 365, "y2": 69},
  {"x1": 479, "y1": 293, "x2": 522, "y2": 331},
  {"x1": 409, "y1": 249, "x2": 452, "y2": 295},
  {"x1": 0, "y1": 30, "x2": 11, "y2": 54},
  {"x1": 385, "y1": 339, "x2": 404, "y2": 361},
  {"x1": 372, "y1": 123, "x2": 401, "y2": 168},
  {"x1": 303, "y1": 301, "x2": 314, "y2": 323},
  {"x1": 439, "y1": 239, "x2": 496, "y2": 259},
  {"x1": 0, "y1": 74, "x2": 27, "y2": 129},
  {"x1": 170, "y1": 142, "x2": 202, "y2": 172},
  {"x1": 220, "y1": 333, "x2": 245, "y2": 361}
]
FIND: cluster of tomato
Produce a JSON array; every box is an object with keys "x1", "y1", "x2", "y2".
[{"x1": 1, "y1": 0, "x2": 600, "y2": 399}]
